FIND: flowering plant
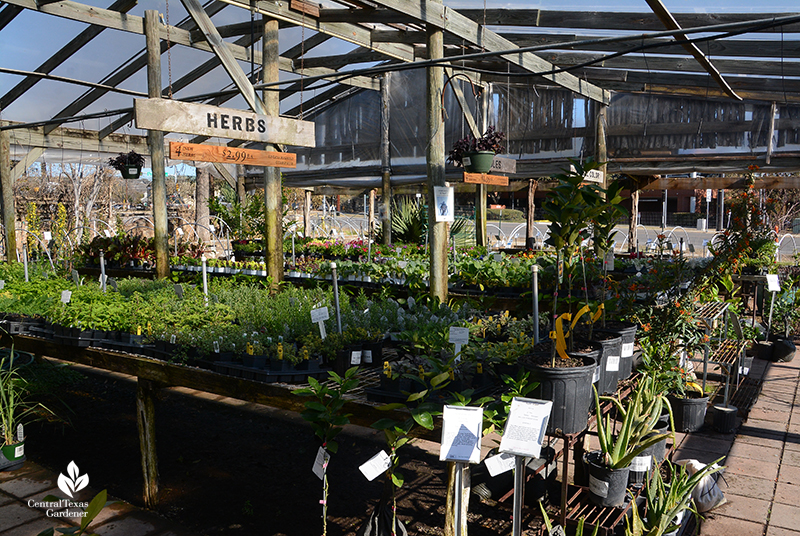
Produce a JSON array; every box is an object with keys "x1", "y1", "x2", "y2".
[{"x1": 447, "y1": 126, "x2": 505, "y2": 167}]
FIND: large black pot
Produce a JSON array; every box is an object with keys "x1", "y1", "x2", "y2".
[
  {"x1": 602, "y1": 321, "x2": 638, "y2": 379},
  {"x1": 585, "y1": 450, "x2": 630, "y2": 507},
  {"x1": 668, "y1": 392, "x2": 709, "y2": 432},
  {"x1": 579, "y1": 331, "x2": 622, "y2": 395},
  {"x1": 529, "y1": 352, "x2": 597, "y2": 435}
]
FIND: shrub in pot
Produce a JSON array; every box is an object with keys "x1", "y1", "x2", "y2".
[{"x1": 447, "y1": 126, "x2": 505, "y2": 173}]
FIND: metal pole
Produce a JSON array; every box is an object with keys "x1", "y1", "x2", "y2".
[
  {"x1": 331, "y1": 262, "x2": 343, "y2": 334},
  {"x1": 766, "y1": 291, "x2": 777, "y2": 339},
  {"x1": 662, "y1": 189, "x2": 668, "y2": 231},
  {"x1": 454, "y1": 462, "x2": 464, "y2": 536},
  {"x1": 100, "y1": 250, "x2": 107, "y2": 292},
  {"x1": 292, "y1": 232, "x2": 296, "y2": 267},
  {"x1": 532, "y1": 264, "x2": 540, "y2": 345},
  {"x1": 201, "y1": 257, "x2": 208, "y2": 306},
  {"x1": 512, "y1": 456, "x2": 525, "y2": 536}
]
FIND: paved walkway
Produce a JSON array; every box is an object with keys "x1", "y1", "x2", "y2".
[
  {"x1": 688, "y1": 353, "x2": 800, "y2": 536},
  {"x1": 0, "y1": 462, "x2": 192, "y2": 536}
]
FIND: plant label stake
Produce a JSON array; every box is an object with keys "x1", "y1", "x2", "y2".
[
  {"x1": 358, "y1": 450, "x2": 391, "y2": 481},
  {"x1": 311, "y1": 307, "x2": 330, "y2": 340},
  {"x1": 108, "y1": 277, "x2": 118, "y2": 291},
  {"x1": 174, "y1": 284, "x2": 184, "y2": 299},
  {"x1": 61, "y1": 290, "x2": 72, "y2": 304},
  {"x1": 22, "y1": 244, "x2": 28, "y2": 282},
  {"x1": 312, "y1": 446, "x2": 330, "y2": 480},
  {"x1": 532, "y1": 265, "x2": 540, "y2": 345},
  {"x1": 350, "y1": 349, "x2": 362, "y2": 365},
  {"x1": 440, "y1": 406, "x2": 482, "y2": 536},
  {"x1": 0, "y1": 280, "x2": 4, "y2": 290},
  {"x1": 213, "y1": 340, "x2": 220, "y2": 354},
  {"x1": 17, "y1": 424, "x2": 23, "y2": 442},
  {"x1": 484, "y1": 451, "x2": 515, "y2": 477},
  {"x1": 72, "y1": 270, "x2": 80, "y2": 287},
  {"x1": 449, "y1": 327, "x2": 469, "y2": 362},
  {"x1": 766, "y1": 273, "x2": 780, "y2": 338},
  {"x1": 201, "y1": 257, "x2": 209, "y2": 306},
  {"x1": 99, "y1": 251, "x2": 107, "y2": 292},
  {"x1": 291, "y1": 232, "x2": 296, "y2": 267},
  {"x1": 330, "y1": 262, "x2": 343, "y2": 334}
]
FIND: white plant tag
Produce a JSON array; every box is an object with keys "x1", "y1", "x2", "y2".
[
  {"x1": 104, "y1": 230, "x2": 112, "y2": 238},
  {"x1": 484, "y1": 452, "x2": 515, "y2": 477},
  {"x1": 170, "y1": 334, "x2": 176, "y2": 344},
  {"x1": 14, "y1": 444, "x2": 24, "y2": 458},
  {"x1": 98, "y1": 274, "x2": 107, "y2": 286},
  {"x1": 493, "y1": 253, "x2": 502, "y2": 262},
  {"x1": 631, "y1": 454, "x2": 652, "y2": 473},
  {"x1": 363, "y1": 349, "x2": 373, "y2": 364},
  {"x1": 589, "y1": 474, "x2": 609, "y2": 497},
  {"x1": 606, "y1": 355, "x2": 620, "y2": 372},
  {"x1": 174, "y1": 284, "x2": 184, "y2": 298},
  {"x1": 549, "y1": 526, "x2": 566, "y2": 536},
  {"x1": 450, "y1": 326, "x2": 469, "y2": 360},
  {"x1": 318, "y1": 321, "x2": 327, "y2": 340},
  {"x1": 604, "y1": 250, "x2": 615, "y2": 271},
  {"x1": 213, "y1": 340, "x2": 220, "y2": 354},
  {"x1": 463, "y1": 156, "x2": 472, "y2": 167},
  {"x1": 61, "y1": 290, "x2": 72, "y2": 304},
  {"x1": 0, "y1": 280, "x2": 4, "y2": 289},
  {"x1": 350, "y1": 350, "x2": 362, "y2": 365},
  {"x1": 593, "y1": 365, "x2": 600, "y2": 383},
  {"x1": 17, "y1": 424, "x2": 23, "y2": 442},
  {"x1": 312, "y1": 446, "x2": 330, "y2": 481},
  {"x1": 108, "y1": 278, "x2": 118, "y2": 291},
  {"x1": 621, "y1": 342, "x2": 634, "y2": 358},
  {"x1": 72, "y1": 270, "x2": 80, "y2": 286},
  {"x1": 43, "y1": 231, "x2": 52, "y2": 241},
  {"x1": 767, "y1": 274, "x2": 780, "y2": 292},
  {"x1": 310, "y1": 307, "x2": 329, "y2": 323},
  {"x1": 359, "y1": 450, "x2": 391, "y2": 481}
]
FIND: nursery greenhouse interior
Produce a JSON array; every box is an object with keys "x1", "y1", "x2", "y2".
[{"x1": 1, "y1": 0, "x2": 800, "y2": 535}]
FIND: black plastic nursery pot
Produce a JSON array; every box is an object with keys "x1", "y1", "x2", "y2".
[
  {"x1": 529, "y1": 352, "x2": 598, "y2": 435},
  {"x1": 585, "y1": 450, "x2": 630, "y2": 507},
  {"x1": 0, "y1": 440, "x2": 25, "y2": 471},
  {"x1": 579, "y1": 331, "x2": 622, "y2": 395},
  {"x1": 602, "y1": 321, "x2": 638, "y2": 380},
  {"x1": 668, "y1": 392, "x2": 709, "y2": 433}
]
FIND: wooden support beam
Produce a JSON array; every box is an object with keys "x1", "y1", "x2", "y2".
[
  {"x1": 212, "y1": 162, "x2": 237, "y2": 191},
  {"x1": 181, "y1": 0, "x2": 266, "y2": 115},
  {"x1": 644, "y1": 0, "x2": 741, "y2": 101},
  {"x1": 8, "y1": 126, "x2": 149, "y2": 155},
  {"x1": 136, "y1": 378, "x2": 160, "y2": 508},
  {"x1": 303, "y1": 189, "x2": 312, "y2": 238},
  {"x1": 380, "y1": 73, "x2": 392, "y2": 246},
  {"x1": 427, "y1": 1, "x2": 448, "y2": 303},
  {"x1": 263, "y1": 19, "x2": 283, "y2": 285},
  {"x1": 525, "y1": 179, "x2": 537, "y2": 250},
  {"x1": 628, "y1": 180, "x2": 640, "y2": 253},
  {"x1": 766, "y1": 102, "x2": 777, "y2": 165},
  {"x1": 0, "y1": 117, "x2": 16, "y2": 262},
  {"x1": 0, "y1": 4, "x2": 23, "y2": 30},
  {"x1": 367, "y1": 0, "x2": 610, "y2": 104},
  {"x1": 145, "y1": 11, "x2": 169, "y2": 280}
]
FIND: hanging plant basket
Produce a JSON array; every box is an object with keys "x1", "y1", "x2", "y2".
[
  {"x1": 463, "y1": 151, "x2": 496, "y2": 173},
  {"x1": 120, "y1": 166, "x2": 142, "y2": 179}
]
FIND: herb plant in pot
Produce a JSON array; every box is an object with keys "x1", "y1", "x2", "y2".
[
  {"x1": 108, "y1": 150, "x2": 145, "y2": 179},
  {"x1": 447, "y1": 126, "x2": 505, "y2": 174},
  {"x1": 585, "y1": 385, "x2": 670, "y2": 507}
]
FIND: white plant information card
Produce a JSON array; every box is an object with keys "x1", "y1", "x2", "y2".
[
  {"x1": 499, "y1": 397, "x2": 552, "y2": 459},
  {"x1": 439, "y1": 405, "x2": 483, "y2": 463},
  {"x1": 359, "y1": 450, "x2": 392, "y2": 481}
]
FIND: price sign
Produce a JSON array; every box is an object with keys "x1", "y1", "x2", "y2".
[
  {"x1": 767, "y1": 274, "x2": 780, "y2": 292},
  {"x1": 440, "y1": 405, "x2": 483, "y2": 463},
  {"x1": 499, "y1": 397, "x2": 552, "y2": 459},
  {"x1": 449, "y1": 326, "x2": 470, "y2": 361},
  {"x1": 311, "y1": 307, "x2": 329, "y2": 340}
]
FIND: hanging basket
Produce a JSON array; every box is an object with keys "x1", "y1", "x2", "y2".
[
  {"x1": 120, "y1": 166, "x2": 142, "y2": 179},
  {"x1": 463, "y1": 151, "x2": 495, "y2": 173}
]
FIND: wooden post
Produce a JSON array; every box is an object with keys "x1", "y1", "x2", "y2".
[
  {"x1": 0, "y1": 115, "x2": 16, "y2": 262},
  {"x1": 195, "y1": 167, "x2": 211, "y2": 242},
  {"x1": 263, "y1": 19, "x2": 283, "y2": 285},
  {"x1": 144, "y1": 11, "x2": 168, "y2": 279},
  {"x1": 717, "y1": 189, "x2": 725, "y2": 231},
  {"x1": 596, "y1": 103, "x2": 608, "y2": 190},
  {"x1": 303, "y1": 189, "x2": 312, "y2": 237},
  {"x1": 380, "y1": 73, "x2": 392, "y2": 245},
  {"x1": 426, "y1": 1, "x2": 447, "y2": 304},
  {"x1": 136, "y1": 378, "x2": 159, "y2": 508},
  {"x1": 236, "y1": 164, "x2": 246, "y2": 201},
  {"x1": 629, "y1": 185, "x2": 640, "y2": 253},
  {"x1": 525, "y1": 179, "x2": 538, "y2": 250}
]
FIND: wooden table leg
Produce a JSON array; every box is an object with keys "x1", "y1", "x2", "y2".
[{"x1": 137, "y1": 377, "x2": 160, "y2": 508}]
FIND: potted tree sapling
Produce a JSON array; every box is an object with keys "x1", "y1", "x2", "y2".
[
  {"x1": 108, "y1": 150, "x2": 145, "y2": 179},
  {"x1": 447, "y1": 126, "x2": 505, "y2": 174}
]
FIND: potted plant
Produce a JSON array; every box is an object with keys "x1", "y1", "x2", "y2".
[
  {"x1": 585, "y1": 384, "x2": 670, "y2": 507},
  {"x1": 107, "y1": 150, "x2": 145, "y2": 179},
  {"x1": 627, "y1": 458, "x2": 723, "y2": 536},
  {"x1": 0, "y1": 351, "x2": 49, "y2": 471},
  {"x1": 447, "y1": 126, "x2": 505, "y2": 173}
]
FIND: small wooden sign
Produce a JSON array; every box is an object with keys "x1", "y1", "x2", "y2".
[
  {"x1": 169, "y1": 142, "x2": 296, "y2": 168},
  {"x1": 463, "y1": 172, "x2": 509, "y2": 186},
  {"x1": 491, "y1": 156, "x2": 516, "y2": 174},
  {"x1": 134, "y1": 98, "x2": 315, "y2": 147}
]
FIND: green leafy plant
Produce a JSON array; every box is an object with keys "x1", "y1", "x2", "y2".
[
  {"x1": 447, "y1": 126, "x2": 505, "y2": 167},
  {"x1": 107, "y1": 151, "x2": 145, "y2": 171},
  {"x1": 294, "y1": 367, "x2": 359, "y2": 536},
  {"x1": 0, "y1": 351, "x2": 51, "y2": 446},
  {"x1": 37, "y1": 489, "x2": 116, "y2": 536}
]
